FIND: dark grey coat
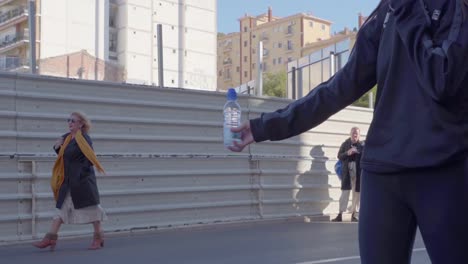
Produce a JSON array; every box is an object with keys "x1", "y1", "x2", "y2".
[
  {"x1": 54, "y1": 132, "x2": 101, "y2": 209},
  {"x1": 337, "y1": 138, "x2": 364, "y2": 192}
]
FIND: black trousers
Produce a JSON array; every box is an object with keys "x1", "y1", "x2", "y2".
[{"x1": 359, "y1": 159, "x2": 468, "y2": 264}]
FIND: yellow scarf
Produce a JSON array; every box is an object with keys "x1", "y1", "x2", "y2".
[{"x1": 51, "y1": 130, "x2": 105, "y2": 201}]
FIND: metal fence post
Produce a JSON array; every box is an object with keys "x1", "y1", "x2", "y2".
[{"x1": 157, "y1": 24, "x2": 164, "y2": 88}]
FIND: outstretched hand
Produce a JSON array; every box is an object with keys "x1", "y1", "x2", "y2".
[{"x1": 228, "y1": 121, "x2": 255, "y2": 152}]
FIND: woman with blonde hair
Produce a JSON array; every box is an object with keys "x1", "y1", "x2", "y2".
[{"x1": 33, "y1": 111, "x2": 107, "y2": 250}]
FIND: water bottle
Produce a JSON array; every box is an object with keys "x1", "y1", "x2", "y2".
[{"x1": 223, "y1": 88, "x2": 241, "y2": 148}]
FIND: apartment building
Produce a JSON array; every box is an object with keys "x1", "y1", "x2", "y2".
[
  {"x1": 0, "y1": 0, "x2": 33, "y2": 72},
  {"x1": 217, "y1": 7, "x2": 332, "y2": 92},
  {"x1": 0, "y1": 0, "x2": 217, "y2": 90},
  {"x1": 286, "y1": 13, "x2": 369, "y2": 100}
]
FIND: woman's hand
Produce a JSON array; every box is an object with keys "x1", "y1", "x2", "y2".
[
  {"x1": 228, "y1": 121, "x2": 255, "y2": 152},
  {"x1": 54, "y1": 137, "x2": 64, "y2": 150}
]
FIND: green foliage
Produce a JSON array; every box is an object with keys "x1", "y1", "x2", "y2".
[
  {"x1": 352, "y1": 86, "x2": 377, "y2": 108},
  {"x1": 263, "y1": 71, "x2": 287, "y2": 98}
]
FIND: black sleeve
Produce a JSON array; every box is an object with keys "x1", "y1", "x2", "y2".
[
  {"x1": 53, "y1": 146, "x2": 60, "y2": 154},
  {"x1": 337, "y1": 141, "x2": 349, "y2": 161},
  {"x1": 53, "y1": 133, "x2": 70, "y2": 154},
  {"x1": 250, "y1": 7, "x2": 385, "y2": 142}
]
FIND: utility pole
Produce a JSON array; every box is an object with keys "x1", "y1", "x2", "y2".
[{"x1": 28, "y1": 0, "x2": 36, "y2": 74}]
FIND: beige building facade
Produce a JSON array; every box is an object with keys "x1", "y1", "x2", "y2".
[{"x1": 217, "y1": 7, "x2": 332, "y2": 92}]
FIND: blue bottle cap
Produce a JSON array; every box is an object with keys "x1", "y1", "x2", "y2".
[{"x1": 227, "y1": 88, "x2": 237, "y2": 101}]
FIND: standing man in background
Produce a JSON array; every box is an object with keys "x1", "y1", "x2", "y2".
[{"x1": 332, "y1": 127, "x2": 364, "y2": 222}]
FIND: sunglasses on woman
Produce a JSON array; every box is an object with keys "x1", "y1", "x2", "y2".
[{"x1": 67, "y1": 118, "x2": 79, "y2": 124}]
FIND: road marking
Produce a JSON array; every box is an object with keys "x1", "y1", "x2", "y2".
[{"x1": 295, "y1": 247, "x2": 426, "y2": 264}]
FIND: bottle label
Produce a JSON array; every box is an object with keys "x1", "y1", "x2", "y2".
[{"x1": 224, "y1": 126, "x2": 241, "y2": 147}]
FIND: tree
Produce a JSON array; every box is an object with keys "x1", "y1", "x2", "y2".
[{"x1": 263, "y1": 71, "x2": 287, "y2": 98}]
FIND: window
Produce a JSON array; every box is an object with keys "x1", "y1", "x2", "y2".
[
  {"x1": 287, "y1": 40, "x2": 293, "y2": 50},
  {"x1": 244, "y1": 56, "x2": 247, "y2": 62},
  {"x1": 278, "y1": 42, "x2": 283, "y2": 48},
  {"x1": 253, "y1": 34, "x2": 256, "y2": 38},
  {"x1": 252, "y1": 63, "x2": 256, "y2": 69},
  {"x1": 224, "y1": 68, "x2": 231, "y2": 80},
  {"x1": 273, "y1": 58, "x2": 277, "y2": 65},
  {"x1": 278, "y1": 57, "x2": 283, "y2": 64},
  {"x1": 252, "y1": 48, "x2": 256, "y2": 54},
  {"x1": 109, "y1": 32, "x2": 118, "y2": 52},
  {"x1": 322, "y1": 24, "x2": 326, "y2": 30},
  {"x1": 244, "y1": 41, "x2": 247, "y2": 47},
  {"x1": 309, "y1": 21, "x2": 314, "y2": 27},
  {"x1": 236, "y1": 66, "x2": 240, "y2": 72},
  {"x1": 244, "y1": 71, "x2": 248, "y2": 78},
  {"x1": 288, "y1": 57, "x2": 293, "y2": 62},
  {"x1": 287, "y1": 25, "x2": 293, "y2": 34},
  {"x1": 263, "y1": 62, "x2": 267, "y2": 72},
  {"x1": 244, "y1": 26, "x2": 247, "y2": 32},
  {"x1": 218, "y1": 70, "x2": 222, "y2": 77}
]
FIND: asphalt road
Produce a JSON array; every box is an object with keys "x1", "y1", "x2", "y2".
[{"x1": 0, "y1": 220, "x2": 430, "y2": 264}]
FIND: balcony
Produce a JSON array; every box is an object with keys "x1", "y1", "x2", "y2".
[
  {"x1": 223, "y1": 58, "x2": 232, "y2": 65},
  {"x1": 0, "y1": 0, "x2": 16, "y2": 8},
  {"x1": 0, "y1": 56, "x2": 28, "y2": 71},
  {"x1": 0, "y1": 30, "x2": 29, "y2": 53},
  {"x1": 0, "y1": 6, "x2": 28, "y2": 31},
  {"x1": 223, "y1": 40, "x2": 232, "y2": 52}
]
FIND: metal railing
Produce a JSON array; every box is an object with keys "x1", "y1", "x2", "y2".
[
  {"x1": 0, "y1": 6, "x2": 27, "y2": 25},
  {"x1": 0, "y1": 28, "x2": 28, "y2": 50},
  {"x1": 0, "y1": 56, "x2": 27, "y2": 70},
  {"x1": 223, "y1": 58, "x2": 232, "y2": 65}
]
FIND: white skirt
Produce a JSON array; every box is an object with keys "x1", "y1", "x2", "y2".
[{"x1": 53, "y1": 192, "x2": 108, "y2": 224}]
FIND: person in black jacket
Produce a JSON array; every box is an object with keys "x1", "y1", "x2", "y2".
[
  {"x1": 33, "y1": 112, "x2": 107, "y2": 251},
  {"x1": 332, "y1": 127, "x2": 364, "y2": 222},
  {"x1": 229, "y1": 0, "x2": 468, "y2": 263}
]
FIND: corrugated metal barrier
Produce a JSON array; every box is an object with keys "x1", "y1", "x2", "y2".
[{"x1": 0, "y1": 72, "x2": 372, "y2": 243}]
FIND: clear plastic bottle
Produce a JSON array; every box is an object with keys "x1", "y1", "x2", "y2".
[{"x1": 223, "y1": 88, "x2": 241, "y2": 148}]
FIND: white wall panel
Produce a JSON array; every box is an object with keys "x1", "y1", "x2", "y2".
[
  {"x1": 185, "y1": 29, "x2": 216, "y2": 54},
  {"x1": 185, "y1": 6, "x2": 215, "y2": 32},
  {"x1": 152, "y1": 1, "x2": 179, "y2": 25},
  {"x1": 0, "y1": 73, "x2": 372, "y2": 244},
  {"x1": 186, "y1": 0, "x2": 216, "y2": 11}
]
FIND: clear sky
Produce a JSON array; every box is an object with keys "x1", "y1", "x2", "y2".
[{"x1": 217, "y1": 0, "x2": 380, "y2": 34}]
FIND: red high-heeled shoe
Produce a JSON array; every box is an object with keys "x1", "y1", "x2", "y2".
[
  {"x1": 33, "y1": 233, "x2": 58, "y2": 251},
  {"x1": 88, "y1": 232, "x2": 104, "y2": 250}
]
